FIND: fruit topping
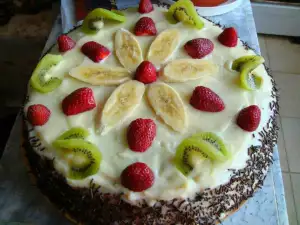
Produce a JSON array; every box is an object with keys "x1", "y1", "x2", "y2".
[
  {"x1": 27, "y1": 104, "x2": 51, "y2": 126},
  {"x1": 98, "y1": 80, "x2": 145, "y2": 135},
  {"x1": 134, "y1": 17, "x2": 157, "y2": 36},
  {"x1": 147, "y1": 29, "x2": 180, "y2": 68},
  {"x1": 135, "y1": 61, "x2": 157, "y2": 84},
  {"x1": 127, "y1": 118, "x2": 156, "y2": 152},
  {"x1": 218, "y1": 27, "x2": 238, "y2": 47},
  {"x1": 121, "y1": 162, "x2": 154, "y2": 192},
  {"x1": 53, "y1": 139, "x2": 102, "y2": 180},
  {"x1": 139, "y1": 0, "x2": 154, "y2": 14},
  {"x1": 190, "y1": 86, "x2": 225, "y2": 112},
  {"x1": 237, "y1": 105, "x2": 261, "y2": 132},
  {"x1": 62, "y1": 87, "x2": 96, "y2": 116},
  {"x1": 168, "y1": 0, "x2": 204, "y2": 29},
  {"x1": 231, "y1": 55, "x2": 264, "y2": 72},
  {"x1": 57, "y1": 34, "x2": 76, "y2": 53},
  {"x1": 191, "y1": 132, "x2": 230, "y2": 158},
  {"x1": 184, "y1": 38, "x2": 214, "y2": 59},
  {"x1": 147, "y1": 82, "x2": 187, "y2": 133},
  {"x1": 57, "y1": 127, "x2": 89, "y2": 140},
  {"x1": 174, "y1": 133, "x2": 227, "y2": 175},
  {"x1": 82, "y1": 8, "x2": 126, "y2": 35},
  {"x1": 115, "y1": 29, "x2": 143, "y2": 72},
  {"x1": 69, "y1": 65, "x2": 131, "y2": 86},
  {"x1": 81, "y1": 41, "x2": 111, "y2": 63},
  {"x1": 162, "y1": 59, "x2": 217, "y2": 82},
  {"x1": 30, "y1": 54, "x2": 63, "y2": 93},
  {"x1": 232, "y1": 56, "x2": 265, "y2": 91},
  {"x1": 240, "y1": 71, "x2": 263, "y2": 91}
]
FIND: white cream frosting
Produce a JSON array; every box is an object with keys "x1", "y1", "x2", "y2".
[{"x1": 24, "y1": 5, "x2": 273, "y2": 206}]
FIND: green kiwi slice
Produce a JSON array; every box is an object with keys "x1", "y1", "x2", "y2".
[
  {"x1": 174, "y1": 135, "x2": 227, "y2": 175},
  {"x1": 30, "y1": 54, "x2": 63, "y2": 93},
  {"x1": 168, "y1": 0, "x2": 204, "y2": 29},
  {"x1": 191, "y1": 132, "x2": 230, "y2": 158},
  {"x1": 231, "y1": 55, "x2": 265, "y2": 71},
  {"x1": 53, "y1": 139, "x2": 102, "y2": 180},
  {"x1": 240, "y1": 70, "x2": 263, "y2": 91},
  {"x1": 174, "y1": 138, "x2": 210, "y2": 175},
  {"x1": 82, "y1": 8, "x2": 126, "y2": 35},
  {"x1": 57, "y1": 127, "x2": 89, "y2": 140}
]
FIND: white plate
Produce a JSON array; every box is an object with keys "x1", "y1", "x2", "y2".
[{"x1": 159, "y1": 0, "x2": 243, "y2": 16}]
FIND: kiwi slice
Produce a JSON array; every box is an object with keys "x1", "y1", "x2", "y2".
[
  {"x1": 111, "y1": 9, "x2": 124, "y2": 16},
  {"x1": 53, "y1": 139, "x2": 102, "y2": 180},
  {"x1": 174, "y1": 138, "x2": 210, "y2": 175},
  {"x1": 168, "y1": 0, "x2": 204, "y2": 29},
  {"x1": 240, "y1": 69, "x2": 263, "y2": 91},
  {"x1": 82, "y1": 8, "x2": 126, "y2": 35},
  {"x1": 57, "y1": 127, "x2": 89, "y2": 140},
  {"x1": 191, "y1": 132, "x2": 230, "y2": 158},
  {"x1": 231, "y1": 55, "x2": 265, "y2": 71},
  {"x1": 30, "y1": 54, "x2": 63, "y2": 93}
]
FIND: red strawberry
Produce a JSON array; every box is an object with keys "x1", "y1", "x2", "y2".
[
  {"x1": 184, "y1": 38, "x2": 214, "y2": 59},
  {"x1": 121, "y1": 162, "x2": 154, "y2": 192},
  {"x1": 127, "y1": 118, "x2": 156, "y2": 152},
  {"x1": 81, "y1": 41, "x2": 110, "y2": 63},
  {"x1": 62, "y1": 87, "x2": 96, "y2": 116},
  {"x1": 27, "y1": 104, "x2": 51, "y2": 126},
  {"x1": 237, "y1": 105, "x2": 261, "y2": 132},
  {"x1": 190, "y1": 86, "x2": 225, "y2": 112},
  {"x1": 57, "y1": 35, "x2": 76, "y2": 53},
  {"x1": 218, "y1": 27, "x2": 238, "y2": 47},
  {"x1": 138, "y1": 0, "x2": 153, "y2": 14},
  {"x1": 134, "y1": 17, "x2": 157, "y2": 36},
  {"x1": 135, "y1": 61, "x2": 157, "y2": 84}
]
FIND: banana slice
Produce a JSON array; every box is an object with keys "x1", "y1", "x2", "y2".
[
  {"x1": 162, "y1": 59, "x2": 218, "y2": 82},
  {"x1": 147, "y1": 29, "x2": 180, "y2": 68},
  {"x1": 147, "y1": 82, "x2": 187, "y2": 133},
  {"x1": 69, "y1": 65, "x2": 132, "y2": 85},
  {"x1": 115, "y1": 29, "x2": 143, "y2": 72},
  {"x1": 98, "y1": 80, "x2": 145, "y2": 135}
]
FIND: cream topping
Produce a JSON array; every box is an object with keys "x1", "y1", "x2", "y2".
[{"x1": 24, "y1": 5, "x2": 273, "y2": 206}]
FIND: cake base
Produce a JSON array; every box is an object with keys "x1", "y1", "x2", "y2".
[{"x1": 22, "y1": 82, "x2": 279, "y2": 225}]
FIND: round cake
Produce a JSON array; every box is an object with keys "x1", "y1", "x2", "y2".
[{"x1": 23, "y1": 0, "x2": 279, "y2": 224}]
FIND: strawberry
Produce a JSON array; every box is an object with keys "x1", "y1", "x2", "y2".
[
  {"x1": 237, "y1": 105, "x2": 261, "y2": 132},
  {"x1": 190, "y1": 86, "x2": 225, "y2": 112},
  {"x1": 81, "y1": 41, "x2": 110, "y2": 63},
  {"x1": 121, "y1": 162, "x2": 154, "y2": 192},
  {"x1": 62, "y1": 87, "x2": 96, "y2": 116},
  {"x1": 184, "y1": 38, "x2": 214, "y2": 59},
  {"x1": 27, "y1": 104, "x2": 51, "y2": 126},
  {"x1": 135, "y1": 61, "x2": 157, "y2": 84},
  {"x1": 218, "y1": 27, "x2": 238, "y2": 47},
  {"x1": 134, "y1": 17, "x2": 157, "y2": 36},
  {"x1": 127, "y1": 118, "x2": 156, "y2": 152},
  {"x1": 57, "y1": 35, "x2": 76, "y2": 53},
  {"x1": 138, "y1": 0, "x2": 153, "y2": 14}
]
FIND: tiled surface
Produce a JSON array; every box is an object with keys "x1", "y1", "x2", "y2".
[
  {"x1": 260, "y1": 33, "x2": 300, "y2": 225},
  {"x1": 283, "y1": 173, "x2": 298, "y2": 225},
  {"x1": 274, "y1": 72, "x2": 300, "y2": 118},
  {"x1": 281, "y1": 117, "x2": 300, "y2": 173},
  {"x1": 265, "y1": 36, "x2": 300, "y2": 74},
  {"x1": 291, "y1": 173, "x2": 300, "y2": 224}
]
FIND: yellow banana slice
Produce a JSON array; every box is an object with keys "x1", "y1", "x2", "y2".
[
  {"x1": 147, "y1": 82, "x2": 187, "y2": 133},
  {"x1": 69, "y1": 65, "x2": 132, "y2": 85},
  {"x1": 115, "y1": 29, "x2": 143, "y2": 72},
  {"x1": 162, "y1": 59, "x2": 218, "y2": 83},
  {"x1": 98, "y1": 80, "x2": 145, "y2": 135},
  {"x1": 147, "y1": 29, "x2": 180, "y2": 68}
]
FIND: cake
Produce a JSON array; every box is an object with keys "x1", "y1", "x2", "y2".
[{"x1": 22, "y1": 0, "x2": 279, "y2": 224}]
